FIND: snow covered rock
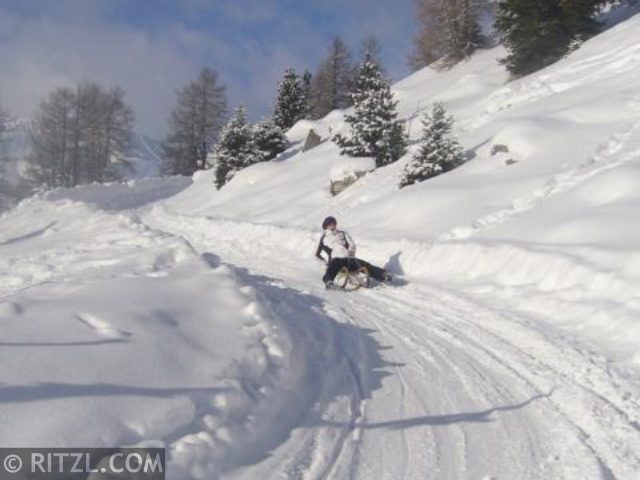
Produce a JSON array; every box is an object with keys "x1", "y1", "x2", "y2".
[{"x1": 329, "y1": 157, "x2": 375, "y2": 196}]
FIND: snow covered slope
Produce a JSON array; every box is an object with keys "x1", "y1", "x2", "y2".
[
  {"x1": 134, "y1": 13, "x2": 640, "y2": 477},
  {"x1": 161, "y1": 11, "x2": 640, "y2": 366}
]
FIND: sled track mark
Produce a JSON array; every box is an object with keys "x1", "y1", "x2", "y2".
[
  {"x1": 341, "y1": 303, "x2": 415, "y2": 480},
  {"x1": 347, "y1": 294, "x2": 541, "y2": 479},
  {"x1": 368, "y1": 286, "x2": 640, "y2": 479},
  {"x1": 313, "y1": 306, "x2": 370, "y2": 480}
]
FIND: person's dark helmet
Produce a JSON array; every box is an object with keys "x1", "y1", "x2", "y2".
[{"x1": 322, "y1": 216, "x2": 337, "y2": 230}]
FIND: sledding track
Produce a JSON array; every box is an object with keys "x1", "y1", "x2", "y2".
[{"x1": 144, "y1": 207, "x2": 640, "y2": 480}]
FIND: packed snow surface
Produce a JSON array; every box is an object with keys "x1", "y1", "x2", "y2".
[{"x1": 1, "y1": 8, "x2": 640, "y2": 480}]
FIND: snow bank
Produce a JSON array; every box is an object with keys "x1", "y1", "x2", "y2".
[
  {"x1": 0, "y1": 193, "x2": 349, "y2": 479},
  {"x1": 42, "y1": 176, "x2": 192, "y2": 211},
  {"x1": 329, "y1": 157, "x2": 376, "y2": 183},
  {"x1": 286, "y1": 110, "x2": 346, "y2": 145}
]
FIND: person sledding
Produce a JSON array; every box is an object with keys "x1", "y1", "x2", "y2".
[{"x1": 315, "y1": 216, "x2": 392, "y2": 289}]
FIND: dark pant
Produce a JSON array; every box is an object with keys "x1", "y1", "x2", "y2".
[{"x1": 323, "y1": 257, "x2": 386, "y2": 283}]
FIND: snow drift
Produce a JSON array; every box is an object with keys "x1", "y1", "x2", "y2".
[{"x1": 0, "y1": 182, "x2": 368, "y2": 479}]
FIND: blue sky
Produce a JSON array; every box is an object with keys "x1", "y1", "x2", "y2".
[{"x1": 0, "y1": 0, "x2": 416, "y2": 137}]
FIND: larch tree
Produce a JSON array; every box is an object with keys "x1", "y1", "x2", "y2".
[
  {"x1": 301, "y1": 70, "x2": 313, "y2": 118},
  {"x1": 29, "y1": 81, "x2": 134, "y2": 188},
  {"x1": 359, "y1": 35, "x2": 385, "y2": 70},
  {"x1": 163, "y1": 68, "x2": 227, "y2": 175},
  {"x1": 29, "y1": 88, "x2": 74, "y2": 188},
  {"x1": 441, "y1": 0, "x2": 482, "y2": 62},
  {"x1": 409, "y1": 0, "x2": 481, "y2": 70},
  {"x1": 309, "y1": 37, "x2": 354, "y2": 119}
]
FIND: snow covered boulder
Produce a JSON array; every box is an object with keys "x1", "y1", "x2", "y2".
[{"x1": 329, "y1": 157, "x2": 375, "y2": 196}]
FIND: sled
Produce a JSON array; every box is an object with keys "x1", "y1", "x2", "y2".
[{"x1": 334, "y1": 266, "x2": 370, "y2": 291}]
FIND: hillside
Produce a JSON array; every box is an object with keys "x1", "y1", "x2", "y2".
[
  {"x1": 1, "y1": 7, "x2": 640, "y2": 480},
  {"x1": 158, "y1": 9, "x2": 640, "y2": 364}
]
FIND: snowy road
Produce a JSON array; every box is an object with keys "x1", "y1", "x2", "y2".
[
  {"x1": 2, "y1": 6, "x2": 640, "y2": 478},
  {"x1": 144, "y1": 206, "x2": 640, "y2": 480}
]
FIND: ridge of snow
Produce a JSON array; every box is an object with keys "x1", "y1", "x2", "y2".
[{"x1": 0, "y1": 190, "x2": 358, "y2": 479}]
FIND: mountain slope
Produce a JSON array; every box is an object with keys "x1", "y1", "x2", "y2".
[
  {"x1": 161, "y1": 10, "x2": 640, "y2": 364},
  {"x1": 0, "y1": 8, "x2": 639, "y2": 480},
  {"x1": 137, "y1": 10, "x2": 640, "y2": 477}
]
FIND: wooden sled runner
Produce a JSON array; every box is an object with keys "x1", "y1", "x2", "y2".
[{"x1": 334, "y1": 266, "x2": 370, "y2": 291}]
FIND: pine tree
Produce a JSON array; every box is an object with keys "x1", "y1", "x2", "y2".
[
  {"x1": 309, "y1": 37, "x2": 354, "y2": 119},
  {"x1": 496, "y1": 0, "x2": 603, "y2": 77},
  {"x1": 400, "y1": 103, "x2": 463, "y2": 188},
  {"x1": 212, "y1": 105, "x2": 259, "y2": 189},
  {"x1": 333, "y1": 61, "x2": 407, "y2": 168},
  {"x1": 254, "y1": 119, "x2": 289, "y2": 162},
  {"x1": 273, "y1": 69, "x2": 306, "y2": 131}
]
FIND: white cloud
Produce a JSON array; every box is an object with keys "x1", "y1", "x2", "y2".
[
  {"x1": 0, "y1": 0, "x2": 416, "y2": 137},
  {"x1": 0, "y1": 3, "x2": 316, "y2": 136},
  {"x1": 0, "y1": 11, "x2": 200, "y2": 136}
]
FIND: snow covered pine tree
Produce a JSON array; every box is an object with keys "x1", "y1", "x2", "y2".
[
  {"x1": 400, "y1": 102, "x2": 463, "y2": 188},
  {"x1": 333, "y1": 60, "x2": 407, "y2": 168},
  {"x1": 212, "y1": 105, "x2": 260, "y2": 189},
  {"x1": 254, "y1": 119, "x2": 289, "y2": 162},
  {"x1": 273, "y1": 68, "x2": 306, "y2": 131}
]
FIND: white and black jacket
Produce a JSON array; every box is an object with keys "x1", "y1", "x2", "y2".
[{"x1": 316, "y1": 229, "x2": 356, "y2": 262}]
